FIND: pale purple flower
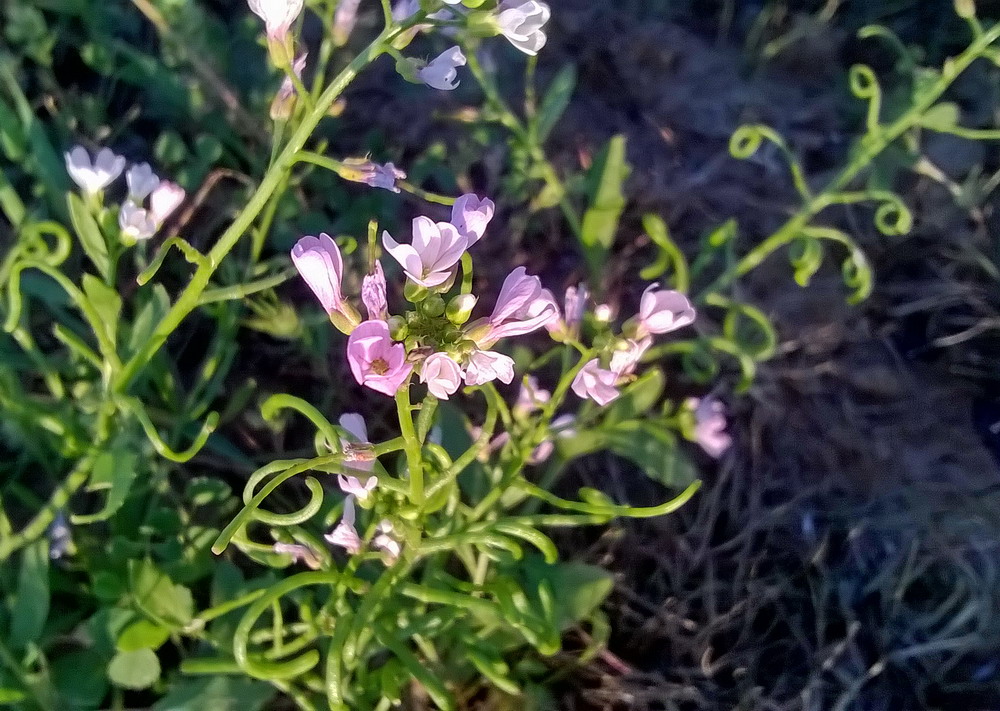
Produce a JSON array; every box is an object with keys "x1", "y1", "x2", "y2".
[
  {"x1": 529, "y1": 440, "x2": 555, "y2": 464},
  {"x1": 634, "y1": 286, "x2": 696, "y2": 339},
  {"x1": 464, "y1": 349, "x2": 515, "y2": 386},
  {"x1": 373, "y1": 520, "x2": 401, "y2": 563},
  {"x1": 126, "y1": 163, "x2": 160, "y2": 200},
  {"x1": 571, "y1": 359, "x2": 619, "y2": 405},
  {"x1": 514, "y1": 376, "x2": 550, "y2": 416},
  {"x1": 273, "y1": 542, "x2": 321, "y2": 569},
  {"x1": 420, "y1": 352, "x2": 463, "y2": 399},
  {"x1": 271, "y1": 53, "x2": 308, "y2": 119},
  {"x1": 340, "y1": 159, "x2": 407, "y2": 193},
  {"x1": 417, "y1": 46, "x2": 466, "y2": 90},
  {"x1": 291, "y1": 234, "x2": 358, "y2": 328},
  {"x1": 119, "y1": 201, "x2": 157, "y2": 241},
  {"x1": 543, "y1": 283, "x2": 588, "y2": 340},
  {"x1": 325, "y1": 495, "x2": 362, "y2": 555},
  {"x1": 691, "y1": 397, "x2": 732, "y2": 459},
  {"x1": 362, "y1": 261, "x2": 388, "y2": 321},
  {"x1": 497, "y1": 0, "x2": 551, "y2": 56},
  {"x1": 551, "y1": 413, "x2": 576, "y2": 437},
  {"x1": 382, "y1": 216, "x2": 467, "y2": 288},
  {"x1": 482, "y1": 267, "x2": 558, "y2": 343},
  {"x1": 48, "y1": 511, "x2": 73, "y2": 560},
  {"x1": 332, "y1": 0, "x2": 360, "y2": 45},
  {"x1": 247, "y1": 0, "x2": 303, "y2": 40},
  {"x1": 338, "y1": 413, "x2": 376, "y2": 475},
  {"x1": 149, "y1": 181, "x2": 185, "y2": 225},
  {"x1": 65, "y1": 146, "x2": 126, "y2": 195},
  {"x1": 347, "y1": 320, "x2": 412, "y2": 396},
  {"x1": 338, "y1": 473, "x2": 377, "y2": 502},
  {"x1": 451, "y1": 193, "x2": 495, "y2": 246},
  {"x1": 609, "y1": 337, "x2": 652, "y2": 376}
]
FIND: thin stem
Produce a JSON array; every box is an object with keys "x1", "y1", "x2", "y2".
[{"x1": 395, "y1": 386, "x2": 424, "y2": 505}]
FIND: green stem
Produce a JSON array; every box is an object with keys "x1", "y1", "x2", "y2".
[
  {"x1": 395, "y1": 385, "x2": 424, "y2": 505},
  {"x1": 700, "y1": 22, "x2": 1000, "y2": 299}
]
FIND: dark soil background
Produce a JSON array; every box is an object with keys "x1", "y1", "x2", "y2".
[{"x1": 514, "y1": 2, "x2": 1000, "y2": 710}]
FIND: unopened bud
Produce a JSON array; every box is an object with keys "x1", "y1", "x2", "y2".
[
  {"x1": 955, "y1": 0, "x2": 976, "y2": 18},
  {"x1": 466, "y1": 10, "x2": 501, "y2": 37},
  {"x1": 446, "y1": 294, "x2": 477, "y2": 324},
  {"x1": 404, "y1": 280, "x2": 429, "y2": 303},
  {"x1": 419, "y1": 294, "x2": 446, "y2": 318},
  {"x1": 387, "y1": 315, "x2": 408, "y2": 341}
]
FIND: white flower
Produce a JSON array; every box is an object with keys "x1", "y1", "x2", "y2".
[
  {"x1": 464, "y1": 349, "x2": 515, "y2": 386},
  {"x1": 417, "y1": 46, "x2": 466, "y2": 91},
  {"x1": 119, "y1": 201, "x2": 157, "y2": 241},
  {"x1": 126, "y1": 163, "x2": 160, "y2": 200},
  {"x1": 149, "y1": 181, "x2": 185, "y2": 225},
  {"x1": 64, "y1": 146, "x2": 126, "y2": 195},
  {"x1": 272, "y1": 542, "x2": 321, "y2": 569},
  {"x1": 338, "y1": 473, "x2": 377, "y2": 502},
  {"x1": 325, "y1": 496, "x2": 362, "y2": 555},
  {"x1": 247, "y1": 0, "x2": 303, "y2": 39},
  {"x1": 373, "y1": 519, "x2": 401, "y2": 563},
  {"x1": 496, "y1": 1, "x2": 551, "y2": 56}
]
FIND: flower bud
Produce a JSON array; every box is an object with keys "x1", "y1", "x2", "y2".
[
  {"x1": 955, "y1": 0, "x2": 976, "y2": 18},
  {"x1": 466, "y1": 9, "x2": 501, "y2": 37},
  {"x1": 419, "y1": 294, "x2": 446, "y2": 318},
  {"x1": 446, "y1": 293, "x2": 478, "y2": 325},
  {"x1": 404, "y1": 280, "x2": 429, "y2": 303},
  {"x1": 387, "y1": 315, "x2": 408, "y2": 341}
]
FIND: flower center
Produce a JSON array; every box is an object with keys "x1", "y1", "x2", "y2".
[{"x1": 370, "y1": 357, "x2": 389, "y2": 375}]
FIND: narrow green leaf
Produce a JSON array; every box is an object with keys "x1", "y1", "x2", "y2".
[
  {"x1": 581, "y1": 135, "x2": 629, "y2": 255},
  {"x1": 126, "y1": 285, "x2": 170, "y2": 358},
  {"x1": 10, "y1": 539, "x2": 50, "y2": 649},
  {"x1": 535, "y1": 64, "x2": 576, "y2": 143},
  {"x1": 81, "y1": 273, "x2": 122, "y2": 348},
  {"x1": 67, "y1": 192, "x2": 110, "y2": 280}
]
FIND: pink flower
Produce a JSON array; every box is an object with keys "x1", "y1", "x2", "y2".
[
  {"x1": 417, "y1": 46, "x2": 466, "y2": 90},
  {"x1": 451, "y1": 193, "x2": 495, "y2": 245},
  {"x1": 382, "y1": 216, "x2": 467, "y2": 288},
  {"x1": 362, "y1": 261, "x2": 388, "y2": 321},
  {"x1": 347, "y1": 320, "x2": 412, "y2": 396},
  {"x1": 270, "y1": 53, "x2": 308, "y2": 119},
  {"x1": 119, "y1": 201, "x2": 157, "y2": 241},
  {"x1": 464, "y1": 349, "x2": 515, "y2": 386},
  {"x1": 420, "y1": 352, "x2": 463, "y2": 399},
  {"x1": 247, "y1": 0, "x2": 303, "y2": 40},
  {"x1": 609, "y1": 337, "x2": 652, "y2": 376},
  {"x1": 291, "y1": 234, "x2": 359, "y2": 330},
  {"x1": 149, "y1": 181, "x2": 185, "y2": 225},
  {"x1": 529, "y1": 440, "x2": 555, "y2": 464},
  {"x1": 273, "y1": 542, "x2": 321, "y2": 569},
  {"x1": 691, "y1": 397, "x2": 732, "y2": 459},
  {"x1": 571, "y1": 359, "x2": 619, "y2": 405},
  {"x1": 332, "y1": 0, "x2": 360, "y2": 45},
  {"x1": 325, "y1": 496, "x2": 362, "y2": 555},
  {"x1": 635, "y1": 286, "x2": 696, "y2": 338},
  {"x1": 514, "y1": 376, "x2": 550, "y2": 416},
  {"x1": 482, "y1": 267, "x2": 558, "y2": 343}
]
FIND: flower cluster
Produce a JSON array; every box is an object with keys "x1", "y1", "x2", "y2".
[
  {"x1": 292, "y1": 192, "x2": 562, "y2": 402},
  {"x1": 391, "y1": 0, "x2": 552, "y2": 91},
  {"x1": 65, "y1": 145, "x2": 185, "y2": 242}
]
